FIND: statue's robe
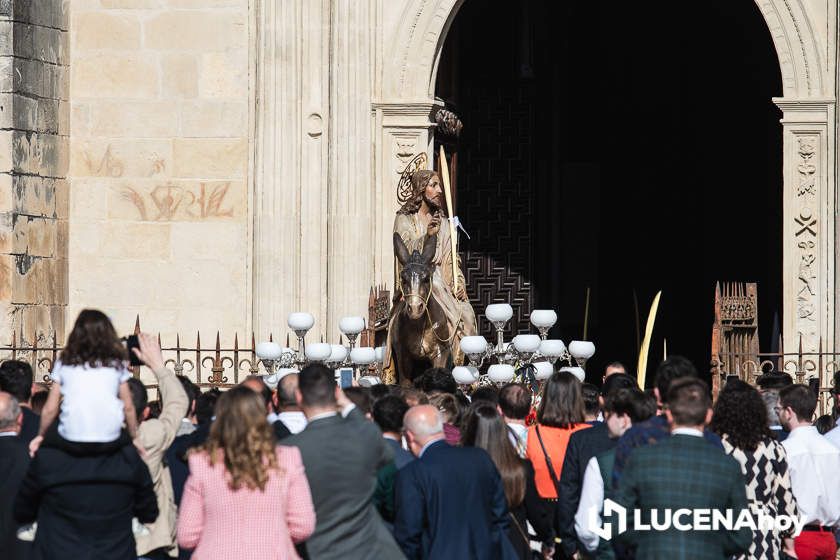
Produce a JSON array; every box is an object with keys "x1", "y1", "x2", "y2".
[{"x1": 384, "y1": 211, "x2": 477, "y2": 381}]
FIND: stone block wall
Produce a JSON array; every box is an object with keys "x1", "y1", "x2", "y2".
[
  {"x1": 0, "y1": 0, "x2": 70, "y2": 346},
  {"x1": 68, "y1": 0, "x2": 250, "y2": 343}
]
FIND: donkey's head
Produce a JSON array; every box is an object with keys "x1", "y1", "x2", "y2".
[{"x1": 394, "y1": 232, "x2": 437, "y2": 320}]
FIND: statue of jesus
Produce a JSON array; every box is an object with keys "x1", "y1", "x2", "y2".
[{"x1": 390, "y1": 169, "x2": 477, "y2": 367}]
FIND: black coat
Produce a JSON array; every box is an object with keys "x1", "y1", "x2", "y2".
[
  {"x1": 0, "y1": 436, "x2": 31, "y2": 560},
  {"x1": 14, "y1": 444, "x2": 158, "y2": 560},
  {"x1": 394, "y1": 440, "x2": 519, "y2": 560},
  {"x1": 19, "y1": 407, "x2": 39, "y2": 445},
  {"x1": 557, "y1": 421, "x2": 616, "y2": 554}
]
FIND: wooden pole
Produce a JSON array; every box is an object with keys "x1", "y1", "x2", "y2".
[
  {"x1": 582, "y1": 286, "x2": 591, "y2": 340},
  {"x1": 438, "y1": 146, "x2": 459, "y2": 293}
]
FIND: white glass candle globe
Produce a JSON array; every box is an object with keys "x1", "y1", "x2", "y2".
[
  {"x1": 287, "y1": 312, "x2": 315, "y2": 331},
  {"x1": 452, "y1": 366, "x2": 479, "y2": 385},
  {"x1": 374, "y1": 346, "x2": 386, "y2": 363},
  {"x1": 485, "y1": 303, "x2": 513, "y2": 323},
  {"x1": 350, "y1": 347, "x2": 376, "y2": 365},
  {"x1": 255, "y1": 342, "x2": 283, "y2": 360},
  {"x1": 339, "y1": 316, "x2": 365, "y2": 335},
  {"x1": 513, "y1": 334, "x2": 541, "y2": 353},
  {"x1": 530, "y1": 309, "x2": 558, "y2": 329},
  {"x1": 560, "y1": 366, "x2": 586, "y2": 382},
  {"x1": 568, "y1": 340, "x2": 596, "y2": 360},
  {"x1": 460, "y1": 336, "x2": 488, "y2": 355},
  {"x1": 304, "y1": 342, "x2": 332, "y2": 362},
  {"x1": 328, "y1": 344, "x2": 348, "y2": 363},
  {"x1": 488, "y1": 364, "x2": 515, "y2": 383},
  {"x1": 539, "y1": 339, "x2": 566, "y2": 358},
  {"x1": 533, "y1": 361, "x2": 554, "y2": 380}
]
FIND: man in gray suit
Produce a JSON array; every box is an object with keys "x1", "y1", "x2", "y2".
[{"x1": 285, "y1": 364, "x2": 404, "y2": 560}]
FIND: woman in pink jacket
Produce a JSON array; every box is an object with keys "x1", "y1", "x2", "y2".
[{"x1": 177, "y1": 386, "x2": 316, "y2": 559}]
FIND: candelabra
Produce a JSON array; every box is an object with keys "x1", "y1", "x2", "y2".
[
  {"x1": 255, "y1": 313, "x2": 385, "y2": 384},
  {"x1": 456, "y1": 305, "x2": 596, "y2": 387}
]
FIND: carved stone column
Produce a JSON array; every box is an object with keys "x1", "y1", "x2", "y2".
[
  {"x1": 775, "y1": 99, "x2": 836, "y2": 358},
  {"x1": 253, "y1": 0, "x2": 330, "y2": 338},
  {"x1": 371, "y1": 102, "x2": 440, "y2": 291}
]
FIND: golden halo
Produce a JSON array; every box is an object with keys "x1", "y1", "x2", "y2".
[{"x1": 396, "y1": 153, "x2": 428, "y2": 205}]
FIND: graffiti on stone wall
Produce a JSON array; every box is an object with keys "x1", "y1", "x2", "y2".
[
  {"x1": 82, "y1": 145, "x2": 124, "y2": 177},
  {"x1": 119, "y1": 182, "x2": 235, "y2": 222},
  {"x1": 82, "y1": 144, "x2": 167, "y2": 178}
]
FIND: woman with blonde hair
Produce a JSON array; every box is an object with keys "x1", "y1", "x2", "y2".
[{"x1": 177, "y1": 386, "x2": 315, "y2": 559}]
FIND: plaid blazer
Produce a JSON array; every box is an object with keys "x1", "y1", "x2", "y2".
[{"x1": 613, "y1": 434, "x2": 752, "y2": 560}]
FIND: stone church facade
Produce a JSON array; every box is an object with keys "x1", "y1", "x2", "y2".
[{"x1": 0, "y1": 1, "x2": 837, "y2": 356}]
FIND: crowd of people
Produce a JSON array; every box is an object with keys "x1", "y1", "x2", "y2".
[{"x1": 2, "y1": 309, "x2": 840, "y2": 560}]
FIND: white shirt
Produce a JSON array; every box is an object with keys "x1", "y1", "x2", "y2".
[
  {"x1": 782, "y1": 425, "x2": 840, "y2": 526},
  {"x1": 278, "y1": 411, "x2": 307, "y2": 434},
  {"x1": 52, "y1": 362, "x2": 130, "y2": 443},
  {"x1": 575, "y1": 456, "x2": 604, "y2": 553},
  {"x1": 824, "y1": 424, "x2": 840, "y2": 450},
  {"x1": 0, "y1": 431, "x2": 16, "y2": 437},
  {"x1": 506, "y1": 422, "x2": 528, "y2": 458},
  {"x1": 672, "y1": 427, "x2": 704, "y2": 437}
]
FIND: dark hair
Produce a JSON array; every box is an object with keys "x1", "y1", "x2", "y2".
[
  {"x1": 30, "y1": 390, "x2": 48, "y2": 414},
  {"x1": 815, "y1": 414, "x2": 835, "y2": 435},
  {"x1": 147, "y1": 400, "x2": 162, "y2": 419},
  {"x1": 60, "y1": 309, "x2": 127, "y2": 369},
  {"x1": 196, "y1": 388, "x2": 221, "y2": 425},
  {"x1": 421, "y1": 367, "x2": 457, "y2": 395},
  {"x1": 373, "y1": 395, "x2": 410, "y2": 433},
  {"x1": 471, "y1": 386, "x2": 499, "y2": 406},
  {"x1": 397, "y1": 170, "x2": 443, "y2": 215},
  {"x1": 602, "y1": 373, "x2": 638, "y2": 397},
  {"x1": 605, "y1": 388, "x2": 656, "y2": 423},
  {"x1": 581, "y1": 383, "x2": 600, "y2": 417},
  {"x1": 177, "y1": 375, "x2": 200, "y2": 417},
  {"x1": 666, "y1": 378, "x2": 711, "y2": 426},
  {"x1": 127, "y1": 377, "x2": 147, "y2": 417},
  {"x1": 343, "y1": 387, "x2": 372, "y2": 415},
  {"x1": 461, "y1": 403, "x2": 526, "y2": 507},
  {"x1": 756, "y1": 372, "x2": 794, "y2": 390},
  {"x1": 710, "y1": 379, "x2": 771, "y2": 451},
  {"x1": 655, "y1": 356, "x2": 698, "y2": 402},
  {"x1": 0, "y1": 360, "x2": 34, "y2": 402},
  {"x1": 779, "y1": 384, "x2": 817, "y2": 422},
  {"x1": 605, "y1": 361, "x2": 627, "y2": 374},
  {"x1": 498, "y1": 383, "x2": 531, "y2": 420},
  {"x1": 369, "y1": 383, "x2": 391, "y2": 403},
  {"x1": 298, "y1": 364, "x2": 337, "y2": 408},
  {"x1": 537, "y1": 371, "x2": 585, "y2": 428}
]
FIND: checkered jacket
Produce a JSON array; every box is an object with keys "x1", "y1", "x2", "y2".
[{"x1": 613, "y1": 434, "x2": 752, "y2": 560}]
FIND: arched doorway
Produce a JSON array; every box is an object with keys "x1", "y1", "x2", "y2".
[
  {"x1": 432, "y1": 0, "x2": 783, "y2": 377},
  {"x1": 372, "y1": 0, "x2": 834, "y2": 377}
]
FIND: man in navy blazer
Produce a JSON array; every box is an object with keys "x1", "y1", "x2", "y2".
[{"x1": 394, "y1": 405, "x2": 517, "y2": 560}]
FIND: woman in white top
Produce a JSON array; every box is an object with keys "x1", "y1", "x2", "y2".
[{"x1": 31, "y1": 309, "x2": 138, "y2": 454}]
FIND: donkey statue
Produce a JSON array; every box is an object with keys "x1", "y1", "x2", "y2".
[{"x1": 389, "y1": 231, "x2": 455, "y2": 386}]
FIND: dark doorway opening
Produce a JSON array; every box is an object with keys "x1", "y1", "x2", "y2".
[{"x1": 435, "y1": 0, "x2": 783, "y2": 383}]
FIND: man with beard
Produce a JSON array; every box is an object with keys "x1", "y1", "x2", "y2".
[{"x1": 387, "y1": 170, "x2": 477, "y2": 371}]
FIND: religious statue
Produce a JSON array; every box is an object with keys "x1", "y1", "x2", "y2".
[{"x1": 384, "y1": 163, "x2": 477, "y2": 385}]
